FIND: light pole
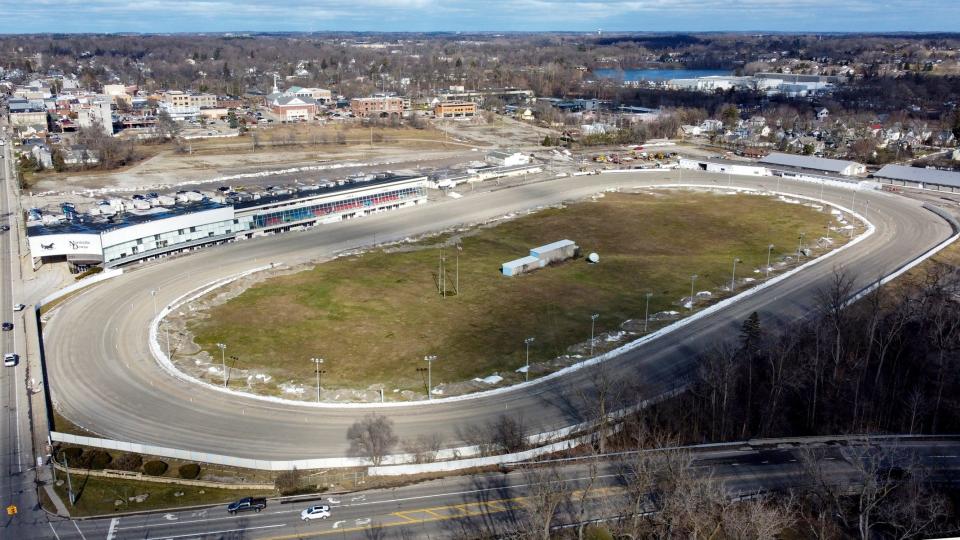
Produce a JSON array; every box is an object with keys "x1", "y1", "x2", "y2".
[
  {"x1": 216, "y1": 343, "x2": 227, "y2": 387},
  {"x1": 311, "y1": 358, "x2": 324, "y2": 403},
  {"x1": 424, "y1": 355, "x2": 436, "y2": 399},
  {"x1": 797, "y1": 233, "x2": 806, "y2": 266},
  {"x1": 524, "y1": 337, "x2": 534, "y2": 381},
  {"x1": 689, "y1": 274, "x2": 698, "y2": 311},
  {"x1": 644, "y1": 292, "x2": 653, "y2": 332},
  {"x1": 731, "y1": 258, "x2": 741, "y2": 292},
  {"x1": 150, "y1": 289, "x2": 158, "y2": 316},
  {"x1": 766, "y1": 244, "x2": 774, "y2": 277},
  {"x1": 590, "y1": 313, "x2": 599, "y2": 356}
]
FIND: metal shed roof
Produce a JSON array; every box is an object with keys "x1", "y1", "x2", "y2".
[
  {"x1": 531, "y1": 239, "x2": 576, "y2": 255},
  {"x1": 874, "y1": 164, "x2": 960, "y2": 188},
  {"x1": 760, "y1": 152, "x2": 861, "y2": 174},
  {"x1": 502, "y1": 255, "x2": 540, "y2": 269}
]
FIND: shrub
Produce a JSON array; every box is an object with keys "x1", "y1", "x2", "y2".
[
  {"x1": 74, "y1": 266, "x2": 104, "y2": 281},
  {"x1": 275, "y1": 468, "x2": 303, "y2": 495},
  {"x1": 81, "y1": 450, "x2": 112, "y2": 470},
  {"x1": 143, "y1": 460, "x2": 168, "y2": 476},
  {"x1": 56, "y1": 447, "x2": 83, "y2": 464},
  {"x1": 178, "y1": 463, "x2": 201, "y2": 480},
  {"x1": 112, "y1": 453, "x2": 143, "y2": 471}
]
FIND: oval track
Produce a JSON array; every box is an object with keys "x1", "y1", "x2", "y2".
[{"x1": 43, "y1": 171, "x2": 952, "y2": 459}]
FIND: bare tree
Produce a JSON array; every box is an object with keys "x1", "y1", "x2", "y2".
[
  {"x1": 402, "y1": 432, "x2": 444, "y2": 464},
  {"x1": 347, "y1": 413, "x2": 399, "y2": 466},
  {"x1": 521, "y1": 465, "x2": 573, "y2": 540}
]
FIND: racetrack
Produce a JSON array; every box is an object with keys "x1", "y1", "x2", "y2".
[{"x1": 41, "y1": 171, "x2": 954, "y2": 460}]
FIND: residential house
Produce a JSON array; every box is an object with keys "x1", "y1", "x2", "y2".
[
  {"x1": 62, "y1": 145, "x2": 99, "y2": 165},
  {"x1": 29, "y1": 143, "x2": 53, "y2": 169},
  {"x1": 816, "y1": 108, "x2": 830, "y2": 121}
]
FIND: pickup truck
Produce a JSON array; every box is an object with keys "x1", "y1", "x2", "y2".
[{"x1": 227, "y1": 497, "x2": 267, "y2": 514}]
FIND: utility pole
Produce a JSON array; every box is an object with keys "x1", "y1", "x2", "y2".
[
  {"x1": 731, "y1": 258, "x2": 742, "y2": 292},
  {"x1": 524, "y1": 337, "x2": 534, "y2": 381},
  {"x1": 455, "y1": 243, "x2": 462, "y2": 295},
  {"x1": 644, "y1": 292, "x2": 653, "y2": 332},
  {"x1": 216, "y1": 343, "x2": 227, "y2": 387},
  {"x1": 590, "y1": 313, "x2": 599, "y2": 356},
  {"x1": 424, "y1": 355, "x2": 436, "y2": 399},
  {"x1": 689, "y1": 274, "x2": 698, "y2": 311},
  {"x1": 797, "y1": 232, "x2": 806, "y2": 266}
]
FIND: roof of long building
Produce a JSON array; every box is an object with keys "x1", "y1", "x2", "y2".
[
  {"x1": 760, "y1": 152, "x2": 862, "y2": 174},
  {"x1": 875, "y1": 164, "x2": 960, "y2": 188}
]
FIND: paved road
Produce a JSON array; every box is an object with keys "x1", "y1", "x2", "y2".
[
  {"x1": 39, "y1": 171, "x2": 954, "y2": 460},
  {"x1": 21, "y1": 436, "x2": 960, "y2": 539}
]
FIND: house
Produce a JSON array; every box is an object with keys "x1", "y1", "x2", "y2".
[
  {"x1": 952, "y1": 149, "x2": 960, "y2": 162},
  {"x1": 701, "y1": 119, "x2": 724, "y2": 132},
  {"x1": 518, "y1": 108, "x2": 534, "y2": 121},
  {"x1": 680, "y1": 125, "x2": 702, "y2": 137},
  {"x1": 817, "y1": 108, "x2": 830, "y2": 121},
  {"x1": 62, "y1": 145, "x2": 99, "y2": 165},
  {"x1": 29, "y1": 144, "x2": 53, "y2": 169}
]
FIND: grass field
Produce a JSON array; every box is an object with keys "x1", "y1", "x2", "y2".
[
  {"x1": 51, "y1": 475, "x2": 274, "y2": 517},
  {"x1": 186, "y1": 190, "x2": 847, "y2": 397}
]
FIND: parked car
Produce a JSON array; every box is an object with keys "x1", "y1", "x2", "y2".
[
  {"x1": 227, "y1": 497, "x2": 267, "y2": 514},
  {"x1": 4, "y1": 353, "x2": 18, "y2": 367},
  {"x1": 300, "y1": 505, "x2": 331, "y2": 521},
  {"x1": 2, "y1": 322, "x2": 13, "y2": 331},
  {"x1": 13, "y1": 304, "x2": 25, "y2": 311},
  {"x1": 0, "y1": 225, "x2": 9, "y2": 231}
]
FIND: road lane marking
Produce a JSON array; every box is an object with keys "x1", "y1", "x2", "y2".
[
  {"x1": 47, "y1": 523, "x2": 62, "y2": 540},
  {"x1": 73, "y1": 520, "x2": 88, "y2": 540},
  {"x1": 106, "y1": 518, "x2": 119, "y2": 540},
  {"x1": 152, "y1": 523, "x2": 285, "y2": 539}
]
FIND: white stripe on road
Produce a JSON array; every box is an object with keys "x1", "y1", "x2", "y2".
[
  {"x1": 151, "y1": 523, "x2": 285, "y2": 539},
  {"x1": 118, "y1": 510, "x2": 295, "y2": 531},
  {"x1": 47, "y1": 523, "x2": 62, "y2": 540},
  {"x1": 73, "y1": 520, "x2": 88, "y2": 540},
  {"x1": 106, "y1": 518, "x2": 119, "y2": 540}
]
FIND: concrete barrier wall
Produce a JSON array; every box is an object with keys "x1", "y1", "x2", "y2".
[
  {"x1": 39, "y1": 268, "x2": 124, "y2": 307},
  {"x1": 52, "y1": 461, "x2": 273, "y2": 490}
]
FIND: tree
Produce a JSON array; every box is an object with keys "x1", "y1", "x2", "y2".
[
  {"x1": 156, "y1": 109, "x2": 182, "y2": 141},
  {"x1": 51, "y1": 147, "x2": 66, "y2": 172},
  {"x1": 227, "y1": 110, "x2": 239, "y2": 129},
  {"x1": 720, "y1": 104, "x2": 740, "y2": 129},
  {"x1": 346, "y1": 414, "x2": 398, "y2": 466}
]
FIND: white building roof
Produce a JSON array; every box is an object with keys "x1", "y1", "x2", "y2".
[
  {"x1": 502, "y1": 255, "x2": 539, "y2": 269},
  {"x1": 875, "y1": 164, "x2": 960, "y2": 188},
  {"x1": 760, "y1": 152, "x2": 862, "y2": 174},
  {"x1": 531, "y1": 239, "x2": 576, "y2": 255}
]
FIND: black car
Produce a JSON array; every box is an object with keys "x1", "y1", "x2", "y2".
[
  {"x1": 227, "y1": 497, "x2": 267, "y2": 514},
  {"x1": 0, "y1": 225, "x2": 9, "y2": 231},
  {"x1": 2, "y1": 322, "x2": 12, "y2": 331}
]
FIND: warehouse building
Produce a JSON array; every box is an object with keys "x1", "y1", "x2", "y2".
[
  {"x1": 502, "y1": 239, "x2": 579, "y2": 276},
  {"x1": 760, "y1": 152, "x2": 866, "y2": 177},
  {"x1": 873, "y1": 164, "x2": 960, "y2": 192},
  {"x1": 434, "y1": 101, "x2": 477, "y2": 118}
]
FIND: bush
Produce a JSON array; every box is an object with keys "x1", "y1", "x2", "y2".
[
  {"x1": 112, "y1": 453, "x2": 143, "y2": 471},
  {"x1": 143, "y1": 460, "x2": 168, "y2": 476},
  {"x1": 81, "y1": 450, "x2": 112, "y2": 470},
  {"x1": 74, "y1": 266, "x2": 104, "y2": 281},
  {"x1": 275, "y1": 468, "x2": 303, "y2": 495},
  {"x1": 178, "y1": 463, "x2": 201, "y2": 480},
  {"x1": 56, "y1": 447, "x2": 83, "y2": 464}
]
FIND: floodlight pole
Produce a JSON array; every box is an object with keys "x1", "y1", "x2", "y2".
[
  {"x1": 62, "y1": 454, "x2": 74, "y2": 506},
  {"x1": 150, "y1": 289, "x2": 158, "y2": 316},
  {"x1": 524, "y1": 337, "x2": 534, "y2": 381},
  {"x1": 311, "y1": 358, "x2": 323, "y2": 403},
  {"x1": 644, "y1": 292, "x2": 653, "y2": 332},
  {"x1": 689, "y1": 274, "x2": 698, "y2": 311},
  {"x1": 766, "y1": 244, "x2": 774, "y2": 277},
  {"x1": 731, "y1": 258, "x2": 741, "y2": 292},
  {"x1": 216, "y1": 343, "x2": 227, "y2": 387},
  {"x1": 590, "y1": 313, "x2": 599, "y2": 356}
]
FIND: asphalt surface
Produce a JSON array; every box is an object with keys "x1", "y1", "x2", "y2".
[
  {"x1": 38, "y1": 171, "x2": 954, "y2": 461},
  {"x1": 23, "y1": 437, "x2": 960, "y2": 539}
]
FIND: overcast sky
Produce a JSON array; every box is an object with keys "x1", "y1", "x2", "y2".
[{"x1": 1, "y1": 0, "x2": 957, "y2": 34}]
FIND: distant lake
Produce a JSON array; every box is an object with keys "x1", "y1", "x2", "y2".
[{"x1": 593, "y1": 68, "x2": 732, "y2": 81}]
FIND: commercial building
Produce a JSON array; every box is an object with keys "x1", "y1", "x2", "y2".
[
  {"x1": 874, "y1": 164, "x2": 960, "y2": 192},
  {"x1": 351, "y1": 96, "x2": 404, "y2": 118},
  {"x1": 267, "y1": 95, "x2": 317, "y2": 122},
  {"x1": 287, "y1": 87, "x2": 333, "y2": 104},
  {"x1": 77, "y1": 99, "x2": 113, "y2": 135},
  {"x1": 501, "y1": 239, "x2": 579, "y2": 276},
  {"x1": 759, "y1": 152, "x2": 866, "y2": 176},
  {"x1": 161, "y1": 91, "x2": 217, "y2": 109},
  {"x1": 434, "y1": 101, "x2": 477, "y2": 118},
  {"x1": 486, "y1": 150, "x2": 531, "y2": 167},
  {"x1": 26, "y1": 175, "x2": 429, "y2": 270}
]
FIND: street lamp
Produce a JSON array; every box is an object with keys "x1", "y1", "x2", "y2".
[
  {"x1": 797, "y1": 232, "x2": 806, "y2": 266},
  {"x1": 524, "y1": 337, "x2": 535, "y2": 381},
  {"x1": 424, "y1": 355, "x2": 436, "y2": 399},
  {"x1": 731, "y1": 258, "x2": 742, "y2": 292},
  {"x1": 766, "y1": 244, "x2": 775, "y2": 277},
  {"x1": 590, "y1": 313, "x2": 599, "y2": 356},
  {"x1": 227, "y1": 355, "x2": 238, "y2": 386},
  {"x1": 644, "y1": 292, "x2": 653, "y2": 332},
  {"x1": 216, "y1": 343, "x2": 227, "y2": 387},
  {"x1": 689, "y1": 274, "x2": 698, "y2": 311},
  {"x1": 311, "y1": 358, "x2": 324, "y2": 403}
]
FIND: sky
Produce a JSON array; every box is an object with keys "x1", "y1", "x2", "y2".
[{"x1": 1, "y1": 0, "x2": 958, "y2": 34}]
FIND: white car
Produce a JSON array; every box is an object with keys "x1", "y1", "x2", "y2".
[
  {"x1": 300, "y1": 505, "x2": 331, "y2": 521},
  {"x1": 4, "y1": 353, "x2": 18, "y2": 367},
  {"x1": 13, "y1": 304, "x2": 26, "y2": 312}
]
